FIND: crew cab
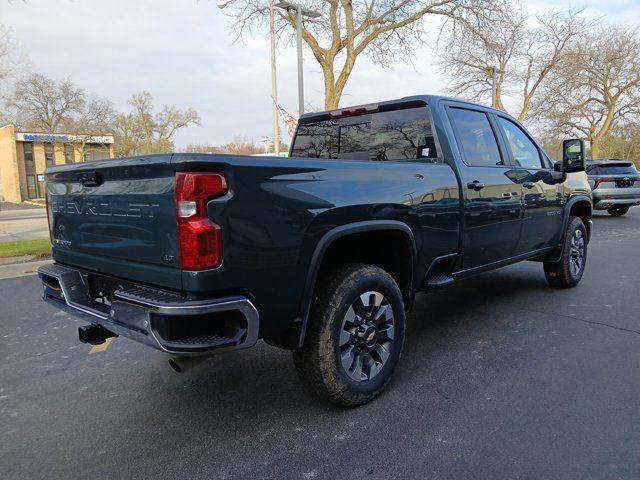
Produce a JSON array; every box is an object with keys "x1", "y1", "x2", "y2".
[{"x1": 38, "y1": 95, "x2": 592, "y2": 406}]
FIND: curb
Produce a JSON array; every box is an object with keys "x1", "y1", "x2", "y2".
[{"x1": 0, "y1": 258, "x2": 52, "y2": 280}]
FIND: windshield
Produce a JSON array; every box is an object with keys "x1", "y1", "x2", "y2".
[{"x1": 290, "y1": 106, "x2": 440, "y2": 162}]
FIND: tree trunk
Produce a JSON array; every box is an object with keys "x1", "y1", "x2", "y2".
[{"x1": 590, "y1": 138, "x2": 601, "y2": 160}]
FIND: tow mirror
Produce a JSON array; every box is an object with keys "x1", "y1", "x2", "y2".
[{"x1": 562, "y1": 139, "x2": 586, "y2": 173}]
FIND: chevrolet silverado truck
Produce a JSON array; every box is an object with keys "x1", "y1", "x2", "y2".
[{"x1": 38, "y1": 95, "x2": 592, "y2": 406}]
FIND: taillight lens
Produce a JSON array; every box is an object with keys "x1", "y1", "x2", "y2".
[
  {"x1": 175, "y1": 172, "x2": 228, "y2": 270},
  {"x1": 593, "y1": 177, "x2": 616, "y2": 188}
]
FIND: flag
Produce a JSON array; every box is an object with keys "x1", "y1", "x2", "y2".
[{"x1": 278, "y1": 104, "x2": 298, "y2": 138}]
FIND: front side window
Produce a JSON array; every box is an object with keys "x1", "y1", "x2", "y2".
[
  {"x1": 448, "y1": 107, "x2": 503, "y2": 167},
  {"x1": 291, "y1": 106, "x2": 439, "y2": 161},
  {"x1": 497, "y1": 117, "x2": 543, "y2": 169}
]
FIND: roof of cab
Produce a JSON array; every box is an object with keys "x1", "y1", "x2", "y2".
[{"x1": 298, "y1": 94, "x2": 506, "y2": 122}]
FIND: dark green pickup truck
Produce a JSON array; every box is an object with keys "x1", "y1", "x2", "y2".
[{"x1": 38, "y1": 95, "x2": 592, "y2": 406}]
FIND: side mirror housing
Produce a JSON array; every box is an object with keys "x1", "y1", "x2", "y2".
[{"x1": 562, "y1": 139, "x2": 586, "y2": 173}]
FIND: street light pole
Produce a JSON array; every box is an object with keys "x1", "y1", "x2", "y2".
[
  {"x1": 269, "y1": 0, "x2": 280, "y2": 156},
  {"x1": 295, "y1": 6, "x2": 304, "y2": 117},
  {"x1": 275, "y1": 2, "x2": 321, "y2": 118}
]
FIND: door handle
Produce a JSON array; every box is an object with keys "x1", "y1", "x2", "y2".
[
  {"x1": 522, "y1": 182, "x2": 535, "y2": 189},
  {"x1": 467, "y1": 181, "x2": 486, "y2": 191}
]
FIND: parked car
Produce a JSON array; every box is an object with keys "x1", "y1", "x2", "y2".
[
  {"x1": 586, "y1": 159, "x2": 640, "y2": 216},
  {"x1": 38, "y1": 95, "x2": 593, "y2": 406}
]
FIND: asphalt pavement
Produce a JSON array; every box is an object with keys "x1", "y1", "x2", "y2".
[{"x1": 1, "y1": 210, "x2": 640, "y2": 479}]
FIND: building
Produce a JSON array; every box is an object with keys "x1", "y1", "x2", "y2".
[{"x1": 0, "y1": 124, "x2": 115, "y2": 203}]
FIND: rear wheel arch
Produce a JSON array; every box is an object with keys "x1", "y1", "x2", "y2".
[{"x1": 295, "y1": 221, "x2": 417, "y2": 349}]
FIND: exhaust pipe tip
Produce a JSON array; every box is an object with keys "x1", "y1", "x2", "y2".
[
  {"x1": 168, "y1": 355, "x2": 209, "y2": 374},
  {"x1": 168, "y1": 358, "x2": 184, "y2": 373}
]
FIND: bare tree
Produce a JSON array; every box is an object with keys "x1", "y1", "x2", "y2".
[
  {"x1": 184, "y1": 136, "x2": 265, "y2": 155},
  {"x1": 438, "y1": 2, "x2": 589, "y2": 121},
  {"x1": 0, "y1": 23, "x2": 14, "y2": 86},
  {"x1": 537, "y1": 27, "x2": 640, "y2": 159},
  {"x1": 4, "y1": 73, "x2": 115, "y2": 141},
  {"x1": 599, "y1": 117, "x2": 640, "y2": 164},
  {"x1": 222, "y1": 0, "x2": 499, "y2": 110},
  {"x1": 5, "y1": 73, "x2": 86, "y2": 132},
  {"x1": 113, "y1": 91, "x2": 200, "y2": 157}
]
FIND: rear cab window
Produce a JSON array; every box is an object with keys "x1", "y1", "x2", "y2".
[{"x1": 290, "y1": 106, "x2": 440, "y2": 162}]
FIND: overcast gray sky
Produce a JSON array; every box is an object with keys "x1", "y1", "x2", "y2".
[{"x1": 3, "y1": 0, "x2": 639, "y2": 147}]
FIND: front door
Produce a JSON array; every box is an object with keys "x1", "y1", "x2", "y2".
[
  {"x1": 446, "y1": 105, "x2": 523, "y2": 270},
  {"x1": 494, "y1": 115, "x2": 563, "y2": 254}
]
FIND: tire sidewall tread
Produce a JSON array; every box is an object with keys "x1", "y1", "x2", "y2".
[{"x1": 293, "y1": 263, "x2": 405, "y2": 407}]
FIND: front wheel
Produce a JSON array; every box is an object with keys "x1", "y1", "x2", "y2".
[
  {"x1": 543, "y1": 216, "x2": 588, "y2": 288},
  {"x1": 293, "y1": 264, "x2": 405, "y2": 407},
  {"x1": 607, "y1": 206, "x2": 629, "y2": 217}
]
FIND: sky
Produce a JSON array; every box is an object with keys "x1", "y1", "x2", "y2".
[{"x1": 2, "y1": 0, "x2": 640, "y2": 148}]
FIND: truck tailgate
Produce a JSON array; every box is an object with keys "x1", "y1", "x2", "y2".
[{"x1": 46, "y1": 155, "x2": 182, "y2": 290}]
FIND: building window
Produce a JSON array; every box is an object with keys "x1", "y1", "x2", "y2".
[
  {"x1": 45, "y1": 143, "x2": 55, "y2": 167},
  {"x1": 23, "y1": 142, "x2": 35, "y2": 170},
  {"x1": 64, "y1": 143, "x2": 75, "y2": 164},
  {"x1": 84, "y1": 143, "x2": 110, "y2": 162},
  {"x1": 26, "y1": 175, "x2": 38, "y2": 199},
  {"x1": 23, "y1": 142, "x2": 39, "y2": 199}
]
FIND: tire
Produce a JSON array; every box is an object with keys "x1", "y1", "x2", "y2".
[
  {"x1": 293, "y1": 263, "x2": 406, "y2": 407},
  {"x1": 607, "y1": 206, "x2": 629, "y2": 217},
  {"x1": 543, "y1": 216, "x2": 588, "y2": 288}
]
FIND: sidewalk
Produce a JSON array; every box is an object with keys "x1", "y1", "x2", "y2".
[
  {"x1": 0, "y1": 254, "x2": 52, "y2": 280},
  {"x1": 0, "y1": 203, "x2": 48, "y2": 242}
]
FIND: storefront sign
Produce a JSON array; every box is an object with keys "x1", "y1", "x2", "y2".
[{"x1": 16, "y1": 132, "x2": 114, "y2": 144}]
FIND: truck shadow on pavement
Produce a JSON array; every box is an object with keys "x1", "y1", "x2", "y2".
[{"x1": 118, "y1": 263, "x2": 556, "y2": 435}]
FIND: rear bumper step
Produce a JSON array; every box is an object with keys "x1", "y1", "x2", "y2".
[{"x1": 38, "y1": 263, "x2": 259, "y2": 355}]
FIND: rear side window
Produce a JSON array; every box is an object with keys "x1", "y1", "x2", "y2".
[
  {"x1": 497, "y1": 117, "x2": 543, "y2": 169},
  {"x1": 448, "y1": 108, "x2": 503, "y2": 167},
  {"x1": 586, "y1": 163, "x2": 638, "y2": 175},
  {"x1": 290, "y1": 107, "x2": 439, "y2": 161}
]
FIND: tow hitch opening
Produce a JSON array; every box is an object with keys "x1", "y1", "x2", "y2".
[{"x1": 79, "y1": 324, "x2": 118, "y2": 345}]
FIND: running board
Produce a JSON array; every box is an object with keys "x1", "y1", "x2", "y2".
[{"x1": 427, "y1": 275, "x2": 455, "y2": 289}]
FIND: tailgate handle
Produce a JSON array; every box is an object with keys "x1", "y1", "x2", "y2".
[{"x1": 78, "y1": 171, "x2": 102, "y2": 187}]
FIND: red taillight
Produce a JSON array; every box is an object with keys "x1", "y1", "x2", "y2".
[
  {"x1": 593, "y1": 177, "x2": 616, "y2": 189},
  {"x1": 175, "y1": 172, "x2": 228, "y2": 270},
  {"x1": 328, "y1": 103, "x2": 379, "y2": 118}
]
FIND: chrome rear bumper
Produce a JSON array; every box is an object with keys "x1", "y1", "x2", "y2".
[{"x1": 38, "y1": 263, "x2": 259, "y2": 355}]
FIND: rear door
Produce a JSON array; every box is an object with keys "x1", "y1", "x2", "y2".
[
  {"x1": 445, "y1": 104, "x2": 523, "y2": 270},
  {"x1": 493, "y1": 115, "x2": 563, "y2": 254},
  {"x1": 46, "y1": 155, "x2": 182, "y2": 289}
]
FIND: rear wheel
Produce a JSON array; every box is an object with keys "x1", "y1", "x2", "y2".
[
  {"x1": 543, "y1": 216, "x2": 588, "y2": 288},
  {"x1": 293, "y1": 264, "x2": 405, "y2": 407},
  {"x1": 607, "y1": 206, "x2": 629, "y2": 217}
]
